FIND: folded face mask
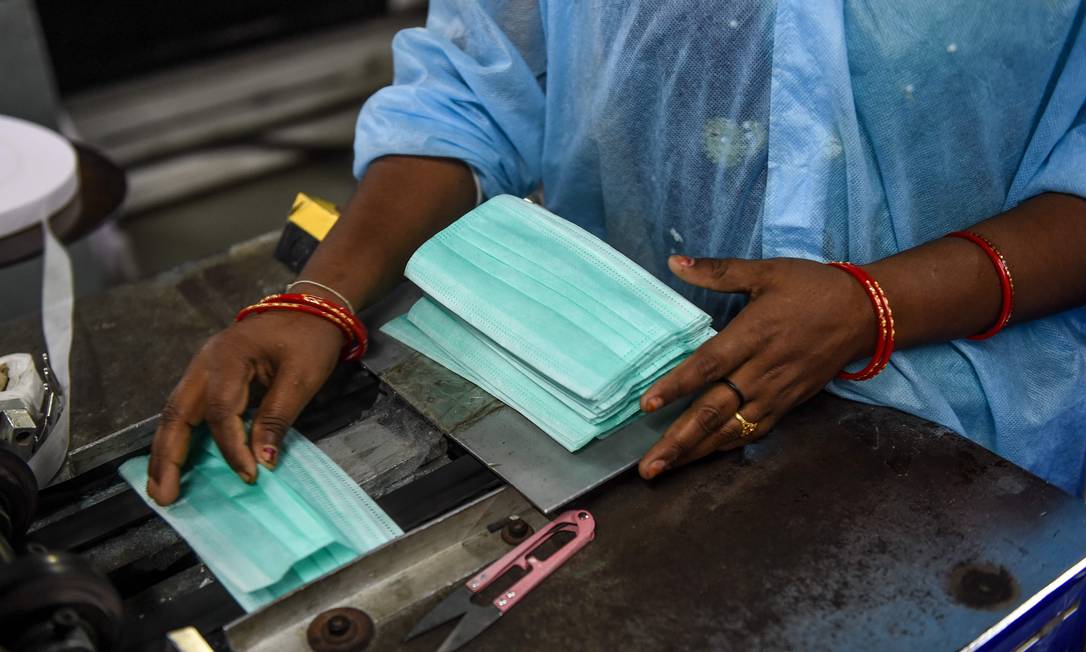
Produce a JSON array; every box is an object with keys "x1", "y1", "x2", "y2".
[
  {"x1": 384, "y1": 300, "x2": 636, "y2": 451},
  {"x1": 119, "y1": 428, "x2": 402, "y2": 612},
  {"x1": 404, "y1": 195, "x2": 713, "y2": 403},
  {"x1": 385, "y1": 195, "x2": 716, "y2": 451}
]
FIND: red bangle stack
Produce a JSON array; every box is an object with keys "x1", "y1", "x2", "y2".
[
  {"x1": 827, "y1": 262, "x2": 895, "y2": 381},
  {"x1": 236, "y1": 293, "x2": 368, "y2": 361},
  {"x1": 946, "y1": 231, "x2": 1014, "y2": 340}
]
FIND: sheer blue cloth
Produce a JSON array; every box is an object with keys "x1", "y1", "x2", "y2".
[{"x1": 354, "y1": 1, "x2": 1086, "y2": 495}]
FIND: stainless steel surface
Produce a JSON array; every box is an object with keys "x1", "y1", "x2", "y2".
[
  {"x1": 225, "y1": 487, "x2": 546, "y2": 652},
  {"x1": 450, "y1": 399, "x2": 692, "y2": 514}
]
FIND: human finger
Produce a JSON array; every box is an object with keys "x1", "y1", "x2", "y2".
[
  {"x1": 641, "y1": 319, "x2": 755, "y2": 412},
  {"x1": 678, "y1": 399, "x2": 776, "y2": 464},
  {"x1": 148, "y1": 365, "x2": 208, "y2": 505},
  {"x1": 250, "y1": 360, "x2": 326, "y2": 469},
  {"x1": 638, "y1": 382, "x2": 742, "y2": 479},
  {"x1": 204, "y1": 356, "x2": 258, "y2": 484},
  {"x1": 668, "y1": 256, "x2": 767, "y2": 294}
]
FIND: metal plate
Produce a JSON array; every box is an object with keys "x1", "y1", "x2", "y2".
[{"x1": 450, "y1": 399, "x2": 690, "y2": 514}]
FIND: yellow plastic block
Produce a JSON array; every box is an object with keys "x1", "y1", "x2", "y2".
[{"x1": 288, "y1": 193, "x2": 341, "y2": 241}]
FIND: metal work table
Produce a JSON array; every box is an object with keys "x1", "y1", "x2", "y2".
[{"x1": 3, "y1": 233, "x2": 1086, "y2": 651}]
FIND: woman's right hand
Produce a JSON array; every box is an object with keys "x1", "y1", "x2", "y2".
[{"x1": 146, "y1": 309, "x2": 346, "y2": 505}]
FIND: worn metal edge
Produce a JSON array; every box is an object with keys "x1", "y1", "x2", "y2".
[{"x1": 960, "y1": 555, "x2": 1086, "y2": 651}]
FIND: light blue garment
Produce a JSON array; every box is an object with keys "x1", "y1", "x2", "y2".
[
  {"x1": 354, "y1": 2, "x2": 1086, "y2": 494},
  {"x1": 384, "y1": 195, "x2": 716, "y2": 450},
  {"x1": 120, "y1": 428, "x2": 402, "y2": 612}
]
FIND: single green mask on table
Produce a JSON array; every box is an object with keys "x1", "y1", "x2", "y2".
[
  {"x1": 383, "y1": 195, "x2": 716, "y2": 451},
  {"x1": 119, "y1": 427, "x2": 402, "y2": 612}
]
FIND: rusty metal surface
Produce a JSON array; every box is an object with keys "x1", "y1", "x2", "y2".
[
  {"x1": 368, "y1": 395, "x2": 1086, "y2": 652},
  {"x1": 306, "y1": 607, "x2": 375, "y2": 652},
  {"x1": 381, "y1": 354, "x2": 501, "y2": 434}
]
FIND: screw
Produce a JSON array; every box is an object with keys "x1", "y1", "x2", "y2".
[
  {"x1": 501, "y1": 517, "x2": 534, "y2": 545},
  {"x1": 307, "y1": 607, "x2": 374, "y2": 651},
  {"x1": 505, "y1": 591, "x2": 515, "y2": 598},
  {"x1": 578, "y1": 512, "x2": 589, "y2": 520},
  {"x1": 327, "y1": 615, "x2": 350, "y2": 637},
  {"x1": 53, "y1": 608, "x2": 79, "y2": 628}
]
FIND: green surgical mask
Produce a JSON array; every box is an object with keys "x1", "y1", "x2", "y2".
[
  {"x1": 119, "y1": 428, "x2": 402, "y2": 612},
  {"x1": 384, "y1": 195, "x2": 716, "y2": 451}
]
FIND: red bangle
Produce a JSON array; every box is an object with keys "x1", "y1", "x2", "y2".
[
  {"x1": 946, "y1": 231, "x2": 1014, "y2": 340},
  {"x1": 827, "y1": 262, "x2": 895, "y2": 381},
  {"x1": 263, "y1": 293, "x2": 368, "y2": 348},
  {"x1": 235, "y1": 293, "x2": 368, "y2": 361}
]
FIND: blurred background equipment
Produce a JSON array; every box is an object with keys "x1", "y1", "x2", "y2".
[{"x1": 0, "y1": 0, "x2": 425, "y2": 317}]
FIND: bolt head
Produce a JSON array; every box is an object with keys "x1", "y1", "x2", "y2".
[{"x1": 327, "y1": 615, "x2": 350, "y2": 636}]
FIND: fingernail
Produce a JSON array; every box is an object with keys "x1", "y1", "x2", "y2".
[
  {"x1": 260, "y1": 446, "x2": 278, "y2": 467},
  {"x1": 240, "y1": 470, "x2": 256, "y2": 484},
  {"x1": 672, "y1": 255, "x2": 695, "y2": 268},
  {"x1": 649, "y1": 460, "x2": 668, "y2": 476},
  {"x1": 644, "y1": 396, "x2": 663, "y2": 412}
]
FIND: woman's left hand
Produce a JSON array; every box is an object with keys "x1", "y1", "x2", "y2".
[{"x1": 637, "y1": 255, "x2": 877, "y2": 479}]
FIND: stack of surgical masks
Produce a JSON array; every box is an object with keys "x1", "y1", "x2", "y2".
[
  {"x1": 120, "y1": 428, "x2": 402, "y2": 612},
  {"x1": 383, "y1": 195, "x2": 716, "y2": 451}
]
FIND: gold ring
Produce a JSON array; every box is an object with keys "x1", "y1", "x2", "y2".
[{"x1": 734, "y1": 412, "x2": 758, "y2": 438}]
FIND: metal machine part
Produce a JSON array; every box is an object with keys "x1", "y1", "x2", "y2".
[
  {"x1": 0, "y1": 353, "x2": 62, "y2": 464},
  {"x1": 306, "y1": 607, "x2": 375, "y2": 652},
  {"x1": 225, "y1": 487, "x2": 547, "y2": 652},
  {"x1": 450, "y1": 398, "x2": 691, "y2": 514},
  {"x1": 0, "y1": 439, "x2": 96, "y2": 652},
  {"x1": 0, "y1": 547, "x2": 124, "y2": 652},
  {"x1": 21, "y1": 382, "x2": 498, "y2": 652},
  {"x1": 0, "y1": 442, "x2": 37, "y2": 554}
]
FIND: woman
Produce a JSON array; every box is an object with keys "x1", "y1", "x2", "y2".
[{"x1": 148, "y1": 1, "x2": 1086, "y2": 506}]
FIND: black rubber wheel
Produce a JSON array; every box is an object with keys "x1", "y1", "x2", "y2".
[
  {"x1": 0, "y1": 443, "x2": 38, "y2": 545},
  {"x1": 0, "y1": 549, "x2": 123, "y2": 651}
]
